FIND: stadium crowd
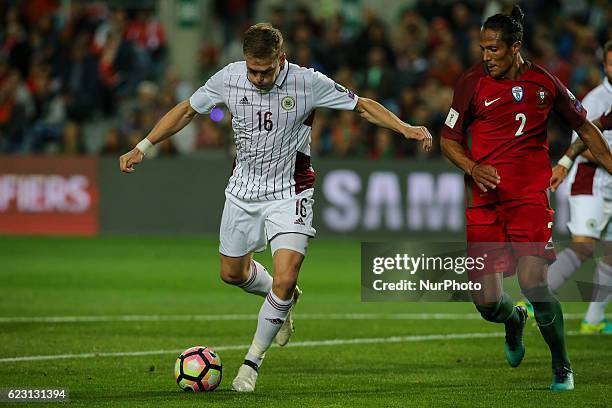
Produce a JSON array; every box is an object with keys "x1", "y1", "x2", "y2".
[{"x1": 0, "y1": 0, "x2": 610, "y2": 159}]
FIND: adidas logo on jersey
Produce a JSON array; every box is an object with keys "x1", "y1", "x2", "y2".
[
  {"x1": 238, "y1": 96, "x2": 250, "y2": 105},
  {"x1": 294, "y1": 217, "x2": 305, "y2": 226}
]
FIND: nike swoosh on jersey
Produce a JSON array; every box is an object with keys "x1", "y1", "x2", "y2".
[{"x1": 484, "y1": 97, "x2": 501, "y2": 107}]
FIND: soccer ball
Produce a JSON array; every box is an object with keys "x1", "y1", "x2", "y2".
[{"x1": 174, "y1": 346, "x2": 222, "y2": 392}]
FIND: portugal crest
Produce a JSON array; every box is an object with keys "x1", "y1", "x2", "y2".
[
  {"x1": 511, "y1": 86, "x2": 524, "y2": 102},
  {"x1": 536, "y1": 87, "x2": 549, "y2": 108}
]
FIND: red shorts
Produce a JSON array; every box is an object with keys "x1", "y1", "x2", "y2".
[{"x1": 466, "y1": 191, "x2": 556, "y2": 279}]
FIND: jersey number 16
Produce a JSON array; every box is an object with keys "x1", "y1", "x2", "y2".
[{"x1": 257, "y1": 111, "x2": 273, "y2": 132}]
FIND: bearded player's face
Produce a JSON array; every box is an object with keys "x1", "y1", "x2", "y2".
[{"x1": 480, "y1": 28, "x2": 518, "y2": 79}]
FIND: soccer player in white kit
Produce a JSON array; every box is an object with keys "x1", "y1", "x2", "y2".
[
  {"x1": 119, "y1": 23, "x2": 433, "y2": 391},
  {"x1": 549, "y1": 40, "x2": 612, "y2": 334}
]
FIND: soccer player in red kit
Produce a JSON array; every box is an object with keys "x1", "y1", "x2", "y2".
[{"x1": 441, "y1": 6, "x2": 612, "y2": 391}]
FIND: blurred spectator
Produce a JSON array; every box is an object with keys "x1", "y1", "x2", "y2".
[
  {"x1": 3, "y1": 6, "x2": 31, "y2": 79},
  {"x1": 196, "y1": 116, "x2": 224, "y2": 149},
  {"x1": 125, "y1": 9, "x2": 166, "y2": 79},
  {"x1": 426, "y1": 45, "x2": 462, "y2": 87},
  {"x1": 534, "y1": 39, "x2": 572, "y2": 86},
  {"x1": 24, "y1": 63, "x2": 66, "y2": 152},
  {"x1": 369, "y1": 128, "x2": 395, "y2": 160},
  {"x1": 318, "y1": 15, "x2": 352, "y2": 74},
  {"x1": 98, "y1": 30, "x2": 140, "y2": 116},
  {"x1": 61, "y1": 121, "x2": 81, "y2": 154},
  {"x1": 61, "y1": 33, "x2": 99, "y2": 123},
  {"x1": 363, "y1": 47, "x2": 396, "y2": 101},
  {"x1": 100, "y1": 127, "x2": 123, "y2": 155},
  {"x1": 351, "y1": 19, "x2": 395, "y2": 69},
  {"x1": 0, "y1": 69, "x2": 28, "y2": 152},
  {"x1": 329, "y1": 110, "x2": 365, "y2": 158}
]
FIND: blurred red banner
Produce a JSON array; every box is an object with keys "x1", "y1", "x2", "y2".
[{"x1": 0, "y1": 156, "x2": 99, "y2": 235}]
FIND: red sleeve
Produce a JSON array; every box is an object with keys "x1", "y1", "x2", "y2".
[
  {"x1": 551, "y1": 74, "x2": 587, "y2": 130},
  {"x1": 442, "y1": 65, "x2": 482, "y2": 143}
]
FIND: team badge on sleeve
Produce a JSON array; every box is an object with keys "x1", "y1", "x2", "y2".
[
  {"x1": 511, "y1": 86, "x2": 524, "y2": 102},
  {"x1": 565, "y1": 88, "x2": 584, "y2": 112},
  {"x1": 334, "y1": 82, "x2": 355, "y2": 100},
  {"x1": 445, "y1": 108, "x2": 459, "y2": 129}
]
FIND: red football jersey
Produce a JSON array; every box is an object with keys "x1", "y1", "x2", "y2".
[{"x1": 442, "y1": 62, "x2": 586, "y2": 207}]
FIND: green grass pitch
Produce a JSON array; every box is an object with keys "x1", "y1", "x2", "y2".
[{"x1": 0, "y1": 236, "x2": 609, "y2": 407}]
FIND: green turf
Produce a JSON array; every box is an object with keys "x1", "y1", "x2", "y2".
[{"x1": 0, "y1": 236, "x2": 609, "y2": 407}]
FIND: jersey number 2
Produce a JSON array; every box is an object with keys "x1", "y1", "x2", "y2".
[
  {"x1": 257, "y1": 111, "x2": 273, "y2": 131},
  {"x1": 515, "y1": 113, "x2": 526, "y2": 137}
]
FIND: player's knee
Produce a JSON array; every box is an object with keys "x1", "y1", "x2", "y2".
[
  {"x1": 571, "y1": 241, "x2": 595, "y2": 261},
  {"x1": 272, "y1": 273, "x2": 297, "y2": 300},
  {"x1": 219, "y1": 265, "x2": 248, "y2": 285}
]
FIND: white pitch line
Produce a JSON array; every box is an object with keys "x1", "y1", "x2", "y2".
[
  {"x1": 0, "y1": 313, "x2": 587, "y2": 324},
  {"x1": 0, "y1": 331, "x2": 585, "y2": 364}
]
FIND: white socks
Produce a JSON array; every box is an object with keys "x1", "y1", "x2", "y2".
[
  {"x1": 584, "y1": 261, "x2": 612, "y2": 324},
  {"x1": 238, "y1": 260, "x2": 273, "y2": 297},
  {"x1": 245, "y1": 290, "x2": 293, "y2": 367},
  {"x1": 547, "y1": 248, "x2": 582, "y2": 292}
]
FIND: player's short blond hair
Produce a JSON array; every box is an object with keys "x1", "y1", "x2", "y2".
[{"x1": 243, "y1": 23, "x2": 284, "y2": 59}]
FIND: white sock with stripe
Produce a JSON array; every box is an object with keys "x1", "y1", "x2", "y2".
[
  {"x1": 547, "y1": 248, "x2": 582, "y2": 292},
  {"x1": 584, "y1": 261, "x2": 612, "y2": 324},
  {"x1": 238, "y1": 260, "x2": 273, "y2": 297},
  {"x1": 244, "y1": 290, "x2": 293, "y2": 367}
]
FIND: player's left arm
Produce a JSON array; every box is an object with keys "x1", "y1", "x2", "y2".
[
  {"x1": 550, "y1": 120, "x2": 611, "y2": 191},
  {"x1": 311, "y1": 70, "x2": 431, "y2": 151},
  {"x1": 354, "y1": 97, "x2": 432, "y2": 151}
]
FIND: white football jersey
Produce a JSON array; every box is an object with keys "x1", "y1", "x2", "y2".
[
  {"x1": 190, "y1": 61, "x2": 358, "y2": 201},
  {"x1": 567, "y1": 77, "x2": 612, "y2": 198}
]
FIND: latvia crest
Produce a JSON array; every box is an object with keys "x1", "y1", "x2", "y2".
[{"x1": 511, "y1": 86, "x2": 524, "y2": 102}]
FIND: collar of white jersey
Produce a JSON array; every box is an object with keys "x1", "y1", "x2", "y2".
[
  {"x1": 274, "y1": 60, "x2": 289, "y2": 89},
  {"x1": 605, "y1": 77, "x2": 612, "y2": 94}
]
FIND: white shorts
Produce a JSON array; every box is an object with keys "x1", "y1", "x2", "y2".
[
  {"x1": 219, "y1": 189, "x2": 316, "y2": 257},
  {"x1": 567, "y1": 195, "x2": 612, "y2": 240}
]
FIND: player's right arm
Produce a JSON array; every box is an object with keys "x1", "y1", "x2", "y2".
[
  {"x1": 440, "y1": 68, "x2": 500, "y2": 192},
  {"x1": 441, "y1": 138, "x2": 500, "y2": 192},
  {"x1": 119, "y1": 101, "x2": 198, "y2": 173},
  {"x1": 119, "y1": 66, "x2": 227, "y2": 173}
]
